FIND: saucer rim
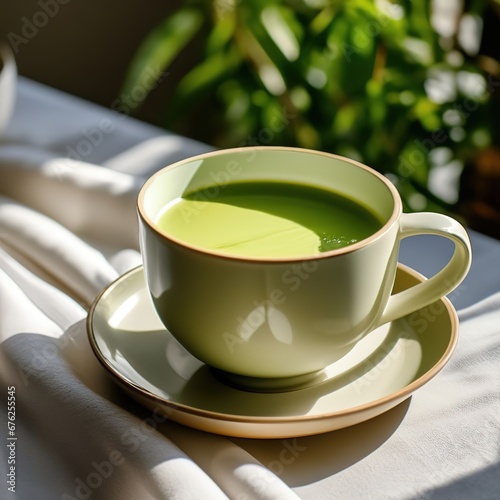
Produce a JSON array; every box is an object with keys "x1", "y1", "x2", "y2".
[{"x1": 87, "y1": 263, "x2": 458, "y2": 426}]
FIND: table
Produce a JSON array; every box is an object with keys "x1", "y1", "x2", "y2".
[{"x1": 1, "y1": 69, "x2": 499, "y2": 499}]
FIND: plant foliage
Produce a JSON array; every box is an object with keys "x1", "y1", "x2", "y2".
[{"x1": 122, "y1": 0, "x2": 495, "y2": 213}]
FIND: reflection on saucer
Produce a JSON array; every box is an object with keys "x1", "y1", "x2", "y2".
[{"x1": 166, "y1": 337, "x2": 204, "y2": 381}]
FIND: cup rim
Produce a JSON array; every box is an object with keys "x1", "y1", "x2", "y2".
[{"x1": 137, "y1": 146, "x2": 402, "y2": 263}]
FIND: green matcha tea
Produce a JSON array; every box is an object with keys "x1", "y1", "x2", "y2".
[{"x1": 156, "y1": 181, "x2": 383, "y2": 258}]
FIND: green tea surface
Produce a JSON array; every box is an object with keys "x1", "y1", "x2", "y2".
[{"x1": 156, "y1": 182, "x2": 383, "y2": 258}]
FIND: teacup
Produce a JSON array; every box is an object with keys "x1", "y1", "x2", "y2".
[{"x1": 137, "y1": 147, "x2": 471, "y2": 391}]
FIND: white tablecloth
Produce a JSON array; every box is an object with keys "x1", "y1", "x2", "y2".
[{"x1": 1, "y1": 48, "x2": 499, "y2": 500}]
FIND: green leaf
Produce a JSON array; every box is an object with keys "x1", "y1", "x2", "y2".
[
  {"x1": 332, "y1": 102, "x2": 358, "y2": 135},
  {"x1": 178, "y1": 47, "x2": 241, "y2": 99},
  {"x1": 260, "y1": 5, "x2": 302, "y2": 61},
  {"x1": 412, "y1": 97, "x2": 440, "y2": 130},
  {"x1": 366, "y1": 78, "x2": 386, "y2": 125},
  {"x1": 236, "y1": 22, "x2": 287, "y2": 96},
  {"x1": 163, "y1": 47, "x2": 241, "y2": 124},
  {"x1": 327, "y1": 11, "x2": 377, "y2": 97},
  {"x1": 206, "y1": 16, "x2": 236, "y2": 54},
  {"x1": 121, "y1": 8, "x2": 203, "y2": 108}
]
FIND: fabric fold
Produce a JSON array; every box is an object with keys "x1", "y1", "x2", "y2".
[
  {"x1": 0, "y1": 145, "x2": 141, "y2": 250},
  {"x1": 1, "y1": 333, "x2": 229, "y2": 500},
  {"x1": 0, "y1": 247, "x2": 86, "y2": 332},
  {"x1": 166, "y1": 424, "x2": 302, "y2": 500},
  {"x1": 0, "y1": 195, "x2": 119, "y2": 305}
]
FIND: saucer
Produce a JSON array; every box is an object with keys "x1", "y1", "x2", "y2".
[{"x1": 87, "y1": 264, "x2": 458, "y2": 439}]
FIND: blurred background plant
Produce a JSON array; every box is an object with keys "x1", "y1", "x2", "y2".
[{"x1": 122, "y1": 0, "x2": 500, "y2": 231}]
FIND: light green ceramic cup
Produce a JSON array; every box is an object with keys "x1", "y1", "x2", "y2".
[{"x1": 138, "y1": 147, "x2": 471, "y2": 391}]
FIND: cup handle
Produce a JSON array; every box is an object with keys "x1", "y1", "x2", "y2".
[{"x1": 375, "y1": 212, "x2": 472, "y2": 327}]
